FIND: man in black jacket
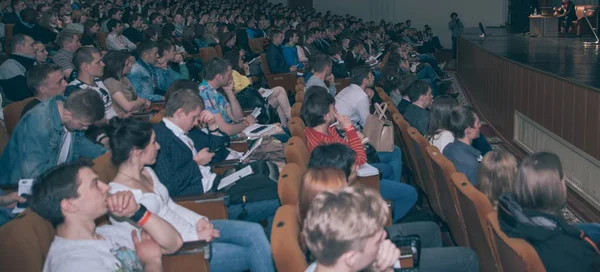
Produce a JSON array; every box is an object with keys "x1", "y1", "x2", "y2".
[
  {"x1": 2, "y1": 0, "x2": 26, "y2": 24},
  {"x1": 0, "y1": 34, "x2": 36, "y2": 102},
  {"x1": 266, "y1": 29, "x2": 297, "y2": 74},
  {"x1": 152, "y1": 88, "x2": 279, "y2": 229},
  {"x1": 343, "y1": 39, "x2": 366, "y2": 71}
]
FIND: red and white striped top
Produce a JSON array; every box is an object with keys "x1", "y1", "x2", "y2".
[{"x1": 304, "y1": 126, "x2": 367, "y2": 166}]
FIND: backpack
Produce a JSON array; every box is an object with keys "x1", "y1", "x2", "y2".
[{"x1": 220, "y1": 160, "x2": 279, "y2": 205}]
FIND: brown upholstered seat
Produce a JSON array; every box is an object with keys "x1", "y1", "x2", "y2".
[
  {"x1": 487, "y1": 212, "x2": 546, "y2": 272},
  {"x1": 451, "y1": 172, "x2": 498, "y2": 272},
  {"x1": 278, "y1": 163, "x2": 305, "y2": 205},
  {"x1": 294, "y1": 89, "x2": 305, "y2": 103},
  {"x1": 288, "y1": 117, "x2": 306, "y2": 143},
  {"x1": 3, "y1": 97, "x2": 36, "y2": 136},
  {"x1": 392, "y1": 113, "x2": 425, "y2": 191},
  {"x1": 291, "y1": 103, "x2": 302, "y2": 118},
  {"x1": 426, "y1": 145, "x2": 469, "y2": 247},
  {"x1": 260, "y1": 54, "x2": 297, "y2": 93},
  {"x1": 200, "y1": 47, "x2": 220, "y2": 64},
  {"x1": 334, "y1": 78, "x2": 351, "y2": 94},
  {"x1": 96, "y1": 32, "x2": 108, "y2": 50},
  {"x1": 284, "y1": 136, "x2": 310, "y2": 170},
  {"x1": 4, "y1": 24, "x2": 14, "y2": 54},
  {"x1": 271, "y1": 205, "x2": 308, "y2": 272}
]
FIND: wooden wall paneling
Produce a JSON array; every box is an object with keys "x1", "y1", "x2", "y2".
[
  {"x1": 562, "y1": 83, "x2": 576, "y2": 144},
  {"x1": 584, "y1": 89, "x2": 600, "y2": 159},
  {"x1": 535, "y1": 72, "x2": 547, "y2": 129},
  {"x1": 548, "y1": 77, "x2": 560, "y2": 134},
  {"x1": 572, "y1": 86, "x2": 586, "y2": 151}
]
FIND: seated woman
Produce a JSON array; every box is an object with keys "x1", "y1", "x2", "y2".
[
  {"x1": 107, "y1": 117, "x2": 275, "y2": 272},
  {"x1": 152, "y1": 40, "x2": 189, "y2": 94},
  {"x1": 426, "y1": 94, "x2": 492, "y2": 155},
  {"x1": 81, "y1": 19, "x2": 100, "y2": 47},
  {"x1": 224, "y1": 50, "x2": 291, "y2": 127},
  {"x1": 477, "y1": 150, "x2": 517, "y2": 209},
  {"x1": 498, "y1": 152, "x2": 600, "y2": 270},
  {"x1": 102, "y1": 50, "x2": 150, "y2": 117},
  {"x1": 298, "y1": 165, "x2": 479, "y2": 271}
]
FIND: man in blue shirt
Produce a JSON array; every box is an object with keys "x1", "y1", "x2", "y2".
[{"x1": 443, "y1": 105, "x2": 482, "y2": 185}]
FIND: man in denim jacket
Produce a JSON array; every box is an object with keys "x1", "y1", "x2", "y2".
[
  {"x1": 127, "y1": 41, "x2": 164, "y2": 102},
  {"x1": 0, "y1": 89, "x2": 107, "y2": 185}
]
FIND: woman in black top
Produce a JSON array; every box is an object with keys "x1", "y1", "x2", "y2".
[{"x1": 81, "y1": 19, "x2": 100, "y2": 47}]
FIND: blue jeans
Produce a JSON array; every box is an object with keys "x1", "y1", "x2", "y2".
[
  {"x1": 417, "y1": 54, "x2": 444, "y2": 77},
  {"x1": 577, "y1": 223, "x2": 600, "y2": 245},
  {"x1": 373, "y1": 145, "x2": 403, "y2": 181},
  {"x1": 209, "y1": 220, "x2": 275, "y2": 272},
  {"x1": 227, "y1": 199, "x2": 280, "y2": 238},
  {"x1": 380, "y1": 179, "x2": 418, "y2": 222}
]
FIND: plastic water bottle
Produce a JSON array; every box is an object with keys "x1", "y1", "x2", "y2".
[{"x1": 534, "y1": 8, "x2": 538, "y2": 15}]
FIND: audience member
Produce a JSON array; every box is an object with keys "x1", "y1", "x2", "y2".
[
  {"x1": 396, "y1": 74, "x2": 419, "y2": 114},
  {"x1": 123, "y1": 13, "x2": 144, "y2": 45},
  {"x1": 282, "y1": 30, "x2": 303, "y2": 68},
  {"x1": 21, "y1": 64, "x2": 67, "y2": 116},
  {"x1": 477, "y1": 150, "x2": 517, "y2": 209},
  {"x1": 102, "y1": 50, "x2": 150, "y2": 117},
  {"x1": 0, "y1": 88, "x2": 106, "y2": 185},
  {"x1": 13, "y1": 8, "x2": 54, "y2": 45},
  {"x1": 425, "y1": 94, "x2": 458, "y2": 152},
  {"x1": 152, "y1": 40, "x2": 189, "y2": 93},
  {"x1": 335, "y1": 66, "x2": 373, "y2": 128},
  {"x1": 0, "y1": 34, "x2": 36, "y2": 101},
  {"x1": 443, "y1": 105, "x2": 482, "y2": 185},
  {"x1": 33, "y1": 40, "x2": 48, "y2": 64},
  {"x1": 53, "y1": 30, "x2": 81, "y2": 79},
  {"x1": 403, "y1": 79, "x2": 432, "y2": 135},
  {"x1": 30, "y1": 161, "x2": 182, "y2": 271},
  {"x1": 266, "y1": 29, "x2": 297, "y2": 74},
  {"x1": 100, "y1": 7, "x2": 123, "y2": 32},
  {"x1": 66, "y1": 47, "x2": 117, "y2": 120},
  {"x1": 343, "y1": 39, "x2": 367, "y2": 71},
  {"x1": 106, "y1": 19, "x2": 137, "y2": 52},
  {"x1": 81, "y1": 19, "x2": 100, "y2": 47},
  {"x1": 2, "y1": 0, "x2": 26, "y2": 24},
  {"x1": 107, "y1": 117, "x2": 275, "y2": 272},
  {"x1": 305, "y1": 54, "x2": 336, "y2": 96},
  {"x1": 127, "y1": 41, "x2": 163, "y2": 101}
]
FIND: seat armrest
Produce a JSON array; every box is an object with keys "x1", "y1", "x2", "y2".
[
  {"x1": 172, "y1": 192, "x2": 226, "y2": 203},
  {"x1": 265, "y1": 73, "x2": 297, "y2": 94},
  {"x1": 163, "y1": 241, "x2": 210, "y2": 272},
  {"x1": 174, "y1": 192, "x2": 229, "y2": 220}
]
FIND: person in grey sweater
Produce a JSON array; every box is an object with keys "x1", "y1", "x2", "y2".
[
  {"x1": 305, "y1": 54, "x2": 337, "y2": 97},
  {"x1": 448, "y1": 12, "x2": 464, "y2": 59}
]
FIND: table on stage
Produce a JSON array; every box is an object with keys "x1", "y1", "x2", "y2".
[{"x1": 529, "y1": 15, "x2": 559, "y2": 37}]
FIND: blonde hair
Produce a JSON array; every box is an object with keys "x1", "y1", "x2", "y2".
[
  {"x1": 512, "y1": 152, "x2": 566, "y2": 215},
  {"x1": 477, "y1": 150, "x2": 517, "y2": 209},
  {"x1": 302, "y1": 186, "x2": 388, "y2": 266}
]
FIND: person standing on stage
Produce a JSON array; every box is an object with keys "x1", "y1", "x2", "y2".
[
  {"x1": 448, "y1": 12, "x2": 464, "y2": 59},
  {"x1": 557, "y1": 0, "x2": 576, "y2": 36}
]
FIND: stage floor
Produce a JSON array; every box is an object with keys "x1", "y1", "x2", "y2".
[{"x1": 461, "y1": 28, "x2": 600, "y2": 90}]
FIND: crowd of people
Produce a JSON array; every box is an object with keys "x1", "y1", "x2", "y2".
[{"x1": 0, "y1": 0, "x2": 597, "y2": 271}]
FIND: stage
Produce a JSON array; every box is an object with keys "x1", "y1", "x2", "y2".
[
  {"x1": 456, "y1": 28, "x2": 600, "y2": 220},
  {"x1": 460, "y1": 27, "x2": 600, "y2": 90}
]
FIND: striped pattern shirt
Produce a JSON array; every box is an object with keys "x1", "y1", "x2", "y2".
[{"x1": 305, "y1": 126, "x2": 367, "y2": 166}]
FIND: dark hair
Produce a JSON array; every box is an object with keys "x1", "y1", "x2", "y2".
[
  {"x1": 425, "y1": 95, "x2": 458, "y2": 138},
  {"x1": 308, "y1": 143, "x2": 357, "y2": 178},
  {"x1": 165, "y1": 88, "x2": 204, "y2": 117},
  {"x1": 350, "y1": 65, "x2": 371, "y2": 85},
  {"x1": 451, "y1": 12, "x2": 458, "y2": 18},
  {"x1": 149, "y1": 12, "x2": 161, "y2": 23},
  {"x1": 223, "y1": 50, "x2": 243, "y2": 73},
  {"x1": 31, "y1": 161, "x2": 93, "y2": 227},
  {"x1": 310, "y1": 54, "x2": 332, "y2": 73},
  {"x1": 83, "y1": 19, "x2": 98, "y2": 37},
  {"x1": 201, "y1": 57, "x2": 231, "y2": 81},
  {"x1": 348, "y1": 39, "x2": 362, "y2": 50},
  {"x1": 449, "y1": 105, "x2": 477, "y2": 139},
  {"x1": 156, "y1": 40, "x2": 174, "y2": 58},
  {"x1": 56, "y1": 30, "x2": 80, "y2": 48},
  {"x1": 284, "y1": 29, "x2": 297, "y2": 44},
  {"x1": 407, "y1": 80, "x2": 430, "y2": 103},
  {"x1": 128, "y1": 13, "x2": 141, "y2": 25},
  {"x1": 399, "y1": 74, "x2": 418, "y2": 96},
  {"x1": 161, "y1": 23, "x2": 176, "y2": 39},
  {"x1": 106, "y1": 19, "x2": 121, "y2": 32},
  {"x1": 137, "y1": 41, "x2": 157, "y2": 57},
  {"x1": 383, "y1": 72, "x2": 401, "y2": 94},
  {"x1": 26, "y1": 64, "x2": 62, "y2": 94},
  {"x1": 64, "y1": 88, "x2": 105, "y2": 122},
  {"x1": 269, "y1": 29, "x2": 283, "y2": 39},
  {"x1": 10, "y1": 34, "x2": 31, "y2": 53},
  {"x1": 73, "y1": 47, "x2": 100, "y2": 71},
  {"x1": 107, "y1": 7, "x2": 121, "y2": 18},
  {"x1": 19, "y1": 8, "x2": 36, "y2": 24},
  {"x1": 165, "y1": 80, "x2": 199, "y2": 103},
  {"x1": 143, "y1": 28, "x2": 158, "y2": 41},
  {"x1": 107, "y1": 118, "x2": 153, "y2": 165},
  {"x1": 301, "y1": 86, "x2": 334, "y2": 127},
  {"x1": 102, "y1": 50, "x2": 131, "y2": 80}
]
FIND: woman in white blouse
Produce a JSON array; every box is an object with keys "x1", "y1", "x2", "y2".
[
  {"x1": 107, "y1": 118, "x2": 274, "y2": 272},
  {"x1": 426, "y1": 95, "x2": 458, "y2": 152}
]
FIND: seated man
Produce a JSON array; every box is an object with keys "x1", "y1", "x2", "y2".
[
  {"x1": 303, "y1": 186, "x2": 400, "y2": 272},
  {"x1": 305, "y1": 54, "x2": 337, "y2": 97},
  {"x1": 343, "y1": 40, "x2": 367, "y2": 71},
  {"x1": 403, "y1": 80, "x2": 432, "y2": 135},
  {"x1": 198, "y1": 57, "x2": 257, "y2": 136},
  {"x1": 21, "y1": 64, "x2": 68, "y2": 117},
  {"x1": 0, "y1": 34, "x2": 37, "y2": 102},
  {"x1": 127, "y1": 41, "x2": 163, "y2": 101},
  {"x1": 53, "y1": 30, "x2": 81, "y2": 79},
  {"x1": 30, "y1": 161, "x2": 182, "y2": 271},
  {"x1": 443, "y1": 105, "x2": 482, "y2": 185},
  {"x1": 0, "y1": 88, "x2": 107, "y2": 185},
  {"x1": 302, "y1": 89, "x2": 415, "y2": 221},
  {"x1": 397, "y1": 74, "x2": 419, "y2": 114},
  {"x1": 106, "y1": 19, "x2": 137, "y2": 52},
  {"x1": 328, "y1": 43, "x2": 350, "y2": 79},
  {"x1": 334, "y1": 66, "x2": 373, "y2": 128},
  {"x1": 266, "y1": 29, "x2": 297, "y2": 74},
  {"x1": 66, "y1": 47, "x2": 118, "y2": 120},
  {"x1": 152, "y1": 88, "x2": 279, "y2": 229}
]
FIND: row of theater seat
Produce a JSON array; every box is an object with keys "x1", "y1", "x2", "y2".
[{"x1": 267, "y1": 84, "x2": 547, "y2": 272}]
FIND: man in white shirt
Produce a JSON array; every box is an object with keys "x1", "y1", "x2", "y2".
[
  {"x1": 30, "y1": 161, "x2": 182, "y2": 272},
  {"x1": 106, "y1": 19, "x2": 137, "y2": 52},
  {"x1": 335, "y1": 65, "x2": 374, "y2": 128}
]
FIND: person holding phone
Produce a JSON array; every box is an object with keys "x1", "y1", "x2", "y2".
[{"x1": 0, "y1": 190, "x2": 27, "y2": 227}]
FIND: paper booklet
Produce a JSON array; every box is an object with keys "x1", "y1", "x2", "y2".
[
  {"x1": 357, "y1": 163, "x2": 379, "y2": 177},
  {"x1": 218, "y1": 165, "x2": 253, "y2": 190},
  {"x1": 250, "y1": 107, "x2": 262, "y2": 118},
  {"x1": 258, "y1": 87, "x2": 274, "y2": 98},
  {"x1": 243, "y1": 124, "x2": 274, "y2": 137}
]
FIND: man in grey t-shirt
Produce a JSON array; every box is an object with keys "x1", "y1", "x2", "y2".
[{"x1": 305, "y1": 54, "x2": 337, "y2": 97}]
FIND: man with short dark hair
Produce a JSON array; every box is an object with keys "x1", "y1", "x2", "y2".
[
  {"x1": 305, "y1": 54, "x2": 336, "y2": 96},
  {"x1": 403, "y1": 79, "x2": 433, "y2": 135},
  {"x1": 0, "y1": 88, "x2": 107, "y2": 185},
  {"x1": 0, "y1": 34, "x2": 36, "y2": 101},
  {"x1": 30, "y1": 161, "x2": 182, "y2": 271},
  {"x1": 53, "y1": 30, "x2": 81, "y2": 79},
  {"x1": 266, "y1": 29, "x2": 297, "y2": 74},
  {"x1": 148, "y1": 13, "x2": 163, "y2": 36},
  {"x1": 335, "y1": 66, "x2": 373, "y2": 127},
  {"x1": 13, "y1": 8, "x2": 55, "y2": 44},
  {"x1": 127, "y1": 41, "x2": 163, "y2": 101},
  {"x1": 198, "y1": 57, "x2": 257, "y2": 136},
  {"x1": 123, "y1": 13, "x2": 144, "y2": 44},
  {"x1": 100, "y1": 7, "x2": 123, "y2": 32},
  {"x1": 343, "y1": 39, "x2": 366, "y2": 71},
  {"x1": 21, "y1": 64, "x2": 67, "y2": 116},
  {"x1": 443, "y1": 105, "x2": 482, "y2": 185},
  {"x1": 67, "y1": 47, "x2": 117, "y2": 120},
  {"x1": 106, "y1": 19, "x2": 136, "y2": 52}
]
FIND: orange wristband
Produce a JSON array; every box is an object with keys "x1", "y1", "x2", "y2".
[{"x1": 138, "y1": 211, "x2": 152, "y2": 227}]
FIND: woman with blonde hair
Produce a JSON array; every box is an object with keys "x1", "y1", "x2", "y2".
[
  {"x1": 498, "y1": 152, "x2": 600, "y2": 271},
  {"x1": 477, "y1": 150, "x2": 517, "y2": 208}
]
